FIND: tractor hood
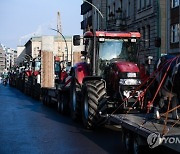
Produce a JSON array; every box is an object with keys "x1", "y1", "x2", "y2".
[{"x1": 115, "y1": 61, "x2": 139, "y2": 73}]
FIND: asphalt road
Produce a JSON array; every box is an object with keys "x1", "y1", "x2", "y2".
[
  {"x1": 0, "y1": 84, "x2": 125, "y2": 154},
  {"x1": 0, "y1": 84, "x2": 178, "y2": 154}
]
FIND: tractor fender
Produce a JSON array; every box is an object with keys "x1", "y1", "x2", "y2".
[
  {"x1": 71, "y1": 62, "x2": 90, "y2": 85},
  {"x1": 25, "y1": 70, "x2": 32, "y2": 77},
  {"x1": 33, "y1": 71, "x2": 39, "y2": 76}
]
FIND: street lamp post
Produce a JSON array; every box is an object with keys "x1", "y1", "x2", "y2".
[{"x1": 50, "y1": 28, "x2": 69, "y2": 63}]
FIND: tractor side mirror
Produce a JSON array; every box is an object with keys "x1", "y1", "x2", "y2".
[{"x1": 73, "y1": 35, "x2": 81, "y2": 46}]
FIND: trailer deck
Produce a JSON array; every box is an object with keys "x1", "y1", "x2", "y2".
[{"x1": 109, "y1": 113, "x2": 180, "y2": 152}]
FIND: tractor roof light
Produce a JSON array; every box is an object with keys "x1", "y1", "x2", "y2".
[{"x1": 99, "y1": 37, "x2": 105, "y2": 42}]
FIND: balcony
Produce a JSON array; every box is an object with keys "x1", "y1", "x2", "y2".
[
  {"x1": 107, "y1": 10, "x2": 127, "y2": 31},
  {"x1": 81, "y1": 0, "x2": 92, "y2": 15}
]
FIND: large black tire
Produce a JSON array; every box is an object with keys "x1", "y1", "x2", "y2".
[
  {"x1": 33, "y1": 83, "x2": 41, "y2": 100},
  {"x1": 70, "y1": 78, "x2": 81, "y2": 120},
  {"x1": 122, "y1": 128, "x2": 147, "y2": 154},
  {"x1": 42, "y1": 90, "x2": 50, "y2": 106},
  {"x1": 82, "y1": 80, "x2": 107, "y2": 129},
  {"x1": 57, "y1": 94, "x2": 68, "y2": 114}
]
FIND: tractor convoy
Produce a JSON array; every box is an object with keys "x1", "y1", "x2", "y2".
[{"x1": 9, "y1": 31, "x2": 180, "y2": 153}]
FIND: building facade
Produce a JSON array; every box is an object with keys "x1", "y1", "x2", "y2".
[
  {"x1": 167, "y1": 0, "x2": 180, "y2": 54},
  {"x1": 81, "y1": 0, "x2": 107, "y2": 32},
  {"x1": 81, "y1": 0, "x2": 176, "y2": 73},
  {"x1": 81, "y1": 0, "x2": 93, "y2": 32},
  {"x1": 0, "y1": 44, "x2": 6, "y2": 75},
  {"x1": 16, "y1": 35, "x2": 83, "y2": 66},
  {"x1": 0, "y1": 44, "x2": 17, "y2": 72},
  {"x1": 5, "y1": 48, "x2": 17, "y2": 70},
  {"x1": 16, "y1": 46, "x2": 26, "y2": 65},
  {"x1": 106, "y1": 0, "x2": 167, "y2": 67},
  {"x1": 24, "y1": 36, "x2": 72, "y2": 63}
]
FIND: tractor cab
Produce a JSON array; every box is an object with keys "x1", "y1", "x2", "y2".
[
  {"x1": 31, "y1": 56, "x2": 41, "y2": 85},
  {"x1": 54, "y1": 56, "x2": 69, "y2": 84},
  {"x1": 74, "y1": 31, "x2": 141, "y2": 77},
  {"x1": 32, "y1": 57, "x2": 41, "y2": 76}
]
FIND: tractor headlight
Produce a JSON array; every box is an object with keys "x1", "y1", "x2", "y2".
[{"x1": 119, "y1": 79, "x2": 141, "y2": 85}]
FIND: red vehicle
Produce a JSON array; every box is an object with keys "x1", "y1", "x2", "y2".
[
  {"x1": 31, "y1": 56, "x2": 41, "y2": 99},
  {"x1": 41, "y1": 55, "x2": 71, "y2": 114},
  {"x1": 24, "y1": 60, "x2": 33, "y2": 95},
  {"x1": 70, "y1": 31, "x2": 145, "y2": 129}
]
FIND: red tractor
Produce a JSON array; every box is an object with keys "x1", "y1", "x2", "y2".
[
  {"x1": 24, "y1": 60, "x2": 33, "y2": 95},
  {"x1": 70, "y1": 31, "x2": 145, "y2": 129},
  {"x1": 30, "y1": 56, "x2": 41, "y2": 99}
]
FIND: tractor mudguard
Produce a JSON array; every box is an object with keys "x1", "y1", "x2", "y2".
[
  {"x1": 82, "y1": 76, "x2": 102, "y2": 83},
  {"x1": 73, "y1": 62, "x2": 90, "y2": 85}
]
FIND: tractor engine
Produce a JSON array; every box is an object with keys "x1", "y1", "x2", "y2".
[{"x1": 117, "y1": 62, "x2": 141, "y2": 109}]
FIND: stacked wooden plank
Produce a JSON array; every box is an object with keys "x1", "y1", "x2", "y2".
[{"x1": 41, "y1": 36, "x2": 54, "y2": 88}]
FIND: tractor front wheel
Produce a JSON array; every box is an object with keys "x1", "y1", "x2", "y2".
[{"x1": 82, "y1": 80, "x2": 107, "y2": 129}]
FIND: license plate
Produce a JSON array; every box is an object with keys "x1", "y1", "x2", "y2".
[{"x1": 127, "y1": 73, "x2": 136, "y2": 78}]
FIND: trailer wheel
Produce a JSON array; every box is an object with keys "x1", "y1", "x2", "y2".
[
  {"x1": 82, "y1": 80, "x2": 106, "y2": 129},
  {"x1": 42, "y1": 95, "x2": 47, "y2": 105},
  {"x1": 123, "y1": 129, "x2": 141, "y2": 154},
  {"x1": 133, "y1": 138, "x2": 139, "y2": 154},
  {"x1": 42, "y1": 90, "x2": 49, "y2": 106},
  {"x1": 57, "y1": 94, "x2": 68, "y2": 114},
  {"x1": 70, "y1": 78, "x2": 81, "y2": 120},
  {"x1": 124, "y1": 132, "x2": 133, "y2": 154}
]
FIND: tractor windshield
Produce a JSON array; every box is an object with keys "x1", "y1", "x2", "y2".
[
  {"x1": 55, "y1": 62, "x2": 61, "y2": 73},
  {"x1": 99, "y1": 39, "x2": 137, "y2": 63},
  {"x1": 35, "y1": 61, "x2": 41, "y2": 71}
]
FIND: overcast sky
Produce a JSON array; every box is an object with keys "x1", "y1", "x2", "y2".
[{"x1": 0, "y1": 0, "x2": 83, "y2": 49}]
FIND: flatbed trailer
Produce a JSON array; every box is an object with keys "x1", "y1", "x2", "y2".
[{"x1": 108, "y1": 113, "x2": 180, "y2": 153}]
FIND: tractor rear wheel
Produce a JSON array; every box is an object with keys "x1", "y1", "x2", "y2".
[
  {"x1": 82, "y1": 80, "x2": 107, "y2": 129},
  {"x1": 70, "y1": 78, "x2": 81, "y2": 120}
]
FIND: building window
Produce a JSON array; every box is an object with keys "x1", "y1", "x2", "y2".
[
  {"x1": 137, "y1": 0, "x2": 141, "y2": 10},
  {"x1": 171, "y1": 24, "x2": 180, "y2": 43},
  {"x1": 113, "y1": 2, "x2": 116, "y2": 15},
  {"x1": 127, "y1": 1, "x2": 130, "y2": 17},
  {"x1": 120, "y1": 0, "x2": 122, "y2": 9},
  {"x1": 141, "y1": 0, "x2": 145, "y2": 9},
  {"x1": 171, "y1": 0, "x2": 180, "y2": 8},
  {"x1": 146, "y1": 0, "x2": 151, "y2": 6},
  {"x1": 108, "y1": 6, "x2": 110, "y2": 20}
]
